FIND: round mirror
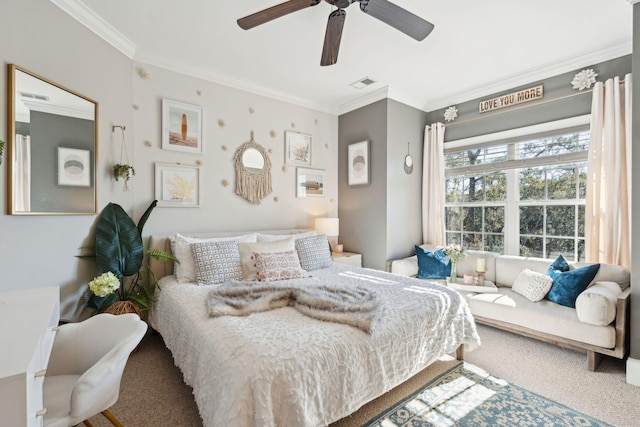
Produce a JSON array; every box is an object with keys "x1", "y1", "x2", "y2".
[{"x1": 242, "y1": 148, "x2": 265, "y2": 172}]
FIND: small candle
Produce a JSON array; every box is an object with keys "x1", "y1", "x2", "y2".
[{"x1": 477, "y1": 258, "x2": 486, "y2": 273}]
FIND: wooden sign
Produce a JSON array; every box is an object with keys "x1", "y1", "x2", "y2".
[{"x1": 479, "y1": 85, "x2": 544, "y2": 113}]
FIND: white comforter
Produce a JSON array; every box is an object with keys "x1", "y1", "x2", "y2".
[{"x1": 151, "y1": 263, "x2": 480, "y2": 427}]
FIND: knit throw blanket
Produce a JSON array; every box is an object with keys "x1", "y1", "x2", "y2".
[{"x1": 207, "y1": 278, "x2": 379, "y2": 333}]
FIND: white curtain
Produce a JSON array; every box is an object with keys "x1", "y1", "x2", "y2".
[
  {"x1": 585, "y1": 74, "x2": 632, "y2": 268},
  {"x1": 422, "y1": 123, "x2": 446, "y2": 245},
  {"x1": 13, "y1": 134, "x2": 31, "y2": 212}
]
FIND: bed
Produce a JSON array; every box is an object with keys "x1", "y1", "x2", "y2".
[{"x1": 148, "y1": 229, "x2": 480, "y2": 427}]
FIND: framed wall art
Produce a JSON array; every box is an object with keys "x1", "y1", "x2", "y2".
[
  {"x1": 285, "y1": 130, "x2": 312, "y2": 166},
  {"x1": 348, "y1": 140, "x2": 370, "y2": 186},
  {"x1": 296, "y1": 167, "x2": 326, "y2": 198},
  {"x1": 161, "y1": 99, "x2": 203, "y2": 154},
  {"x1": 155, "y1": 163, "x2": 200, "y2": 207},
  {"x1": 57, "y1": 147, "x2": 91, "y2": 187}
]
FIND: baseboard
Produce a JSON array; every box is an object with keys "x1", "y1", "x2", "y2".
[{"x1": 626, "y1": 357, "x2": 640, "y2": 386}]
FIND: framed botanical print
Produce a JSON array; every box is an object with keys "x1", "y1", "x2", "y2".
[
  {"x1": 155, "y1": 163, "x2": 200, "y2": 207},
  {"x1": 285, "y1": 131, "x2": 312, "y2": 166}
]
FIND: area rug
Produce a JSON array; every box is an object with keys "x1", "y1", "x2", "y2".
[{"x1": 363, "y1": 362, "x2": 613, "y2": 427}]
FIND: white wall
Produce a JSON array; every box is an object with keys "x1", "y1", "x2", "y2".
[{"x1": 0, "y1": 0, "x2": 338, "y2": 321}]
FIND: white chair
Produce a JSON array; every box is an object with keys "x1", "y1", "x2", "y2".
[{"x1": 43, "y1": 313, "x2": 147, "y2": 427}]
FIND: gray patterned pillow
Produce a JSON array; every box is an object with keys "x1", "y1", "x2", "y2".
[
  {"x1": 191, "y1": 241, "x2": 243, "y2": 285},
  {"x1": 295, "y1": 234, "x2": 332, "y2": 271}
]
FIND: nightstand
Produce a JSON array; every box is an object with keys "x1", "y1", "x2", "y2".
[{"x1": 331, "y1": 252, "x2": 362, "y2": 267}]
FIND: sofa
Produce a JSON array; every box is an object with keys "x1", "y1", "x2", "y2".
[{"x1": 391, "y1": 245, "x2": 630, "y2": 371}]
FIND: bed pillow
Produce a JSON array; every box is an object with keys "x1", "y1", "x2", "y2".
[
  {"x1": 171, "y1": 233, "x2": 257, "y2": 283},
  {"x1": 256, "y1": 230, "x2": 316, "y2": 242},
  {"x1": 295, "y1": 234, "x2": 332, "y2": 271},
  {"x1": 254, "y1": 250, "x2": 308, "y2": 281},
  {"x1": 546, "y1": 256, "x2": 600, "y2": 308},
  {"x1": 511, "y1": 268, "x2": 553, "y2": 302},
  {"x1": 238, "y1": 237, "x2": 296, "y2": 280},
  {"x1": 191, "y1": 241, "x2": 244, "y2": 285},
  {"x1": 415, "y1": 246, "x2": 451, "y2": 279}
]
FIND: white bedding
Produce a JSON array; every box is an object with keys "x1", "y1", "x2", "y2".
[{"x1": 151, "y1": 263, "x2": 480, "y2": 427}]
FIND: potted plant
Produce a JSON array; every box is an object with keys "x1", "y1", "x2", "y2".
[
  {"x1": 0, "y1": 140, "x2": 5, "y2": 165},
  {"x1": 113, "y1": 163, "x2": 135, "y2": 191},
  {"x1": 87, "y1": 200, "x2": 178, "y2": 319}
]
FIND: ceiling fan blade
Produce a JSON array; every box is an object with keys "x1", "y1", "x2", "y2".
[
  {"x1": 238, "y1": 0, "x2": 321, "y2": 30},
  {"x1": 321, "y1": 9, "x2": 347, "y2": 66},
  {"x1": 359, "y1": 0, "x2": 434, "y2": 41}
]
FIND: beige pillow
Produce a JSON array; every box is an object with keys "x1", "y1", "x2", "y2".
[
  {"x1": 511, "y1": 268, "x2": 553, "y2": 302},
  {"x1": 238, "y1": 237, "x2": 295, "y2": 280},
  {"x1": 575, "y1": 281, "x2": 620, "y2": 326},
  {"x1": 256, "y1": 231, "x2": 316, "y2": 242},
  {"x1": 171, "y1": 233, "x2": 257, "y2": 283},
  {"x1": 254, "y1": 250, "x2": 308, "y2": 281}
]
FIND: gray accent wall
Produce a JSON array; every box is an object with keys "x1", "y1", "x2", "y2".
[
  {"x1": 630, "y1": 2, "x2": 640, "y2": 372},
  {"x1": 338, "y1": 99, "x2": 426, "y2": 270}
]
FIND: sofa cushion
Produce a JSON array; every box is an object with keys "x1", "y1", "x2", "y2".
[
  {"x1": 511, "y1": 268, "x2": 553, "y2": 302},
  {"x1": 466, "y1": 288, "x2": 615, "y2": 349},
  {"x1": 547, "y1": 257, "x2": 600, "y2": 308},
  {"x1": 415, "y1": 246, "x2": 451, "y2": 279},
  {"x1": 575, "y1": 281, "x2": 620, "y2": 326}
]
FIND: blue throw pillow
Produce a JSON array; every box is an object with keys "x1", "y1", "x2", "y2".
[
  {"x1": 546, "y1": 255, "x2": 600, "y2": 308},
  {"x1": 415, "y1": 246, "x2": 451, "y2": 279}
]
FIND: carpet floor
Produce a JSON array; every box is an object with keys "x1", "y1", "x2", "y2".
[{"x1": 86, "y1": 324, "x2": 638, "y2": 427}]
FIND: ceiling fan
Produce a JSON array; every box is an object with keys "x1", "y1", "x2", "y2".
[{"x1": 237, "y1": 0, "x2": 434, "y2": 66}]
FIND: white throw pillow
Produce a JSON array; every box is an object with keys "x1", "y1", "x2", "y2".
[
  {"x1": 256, "y1": 231, "x2": 316, "y2": 242},
  {"x1": 238, "y1": 237, "x2": 296, "y2": 280},
  {"x1": 512, "y1": 268, "x2": 553, "y2": 302},
  {"x1": 575, "y1": 281, "x2": 620, "y2": 326},
  {"x1": 171, "y1": 233, "x2": 257, "y2": 283}
]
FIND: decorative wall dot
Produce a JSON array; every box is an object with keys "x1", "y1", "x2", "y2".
[
  {"x1": 291, "y1": 122, "x2": 296, "y2": 128},
  {"x1": 270, "y1": 130, "x2": 277, "y2": 138},
  {"x1": 197, "y1": 90, "x2": 202, "y2": 96},
  {"x1": 195, "y1": 160, "x2": 203, "y2": 165},
  {"x1": 268, "y1": 148, "x2": 273, "y2": 153},
  {"x1": 330, "y1": 198, "x2": 335, "y2": 203},
  {"x1": 222, "y1": 145, "x2": 228, "y2": 151},
  {"x1": 325, "y1": 143, "x2": 329, "y2": 149},
  {"x1": 315, "y1": 119, "x2": 319, "y2": 125},
  {"x1": 274, "y1": 196, "x2": 279, "y2": 202},
  {"x1": 282, "y1": 165, "x2": 288, "y2": 172},
  {"x1": 132, "y1": 104, "x2": 140, "y2": 110},
  {"x1": 249, "y1": 107, "x2": 255, "y2": 114},
  {"x1": 218, "y1": 119, "x2": 227, "y2": 128},
  {"x1": 144, "y1": 140, "x2": 152, "y2": 147},
  {"x1": 138, "y1": 69, "x2": 151, "y2": 80},
  {"x1": 222, "y1": 179, "x2": 230, "y2": 187}
]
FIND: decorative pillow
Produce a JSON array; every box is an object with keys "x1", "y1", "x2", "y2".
[
  {"x1": 415, "y1": 246, "x2": 451, "y2": 279},
  {"x1": 575, "y1": 281, "x2": 620, "y2": 326},
  {"x1": 254, "y1": 250, "x2": 308, "y2": 281},
  {"x1": 546, "y1": 256, "x2": 600, "y2": 308},
  {"x1": 238, "y1": 237, "x2": 296, "y2": 280},
  {"x1": 549, "y1": 254, "x2": 571, "y2": 273},
  {"x1": 256, "y1": 231, "x2": 316, "y2": 242},
  {"x1": 511, "y1": 268, "x2": 553, "y2": 302},
  {"x1": 295, "y1": 234, "x2": 332, "y2": 271},
  {"x1": 190, "y1": 241, "x2": 243, "y2": 285},
  {"x1": 171, "y1": 233, "x2": 257, "y2": 283}
]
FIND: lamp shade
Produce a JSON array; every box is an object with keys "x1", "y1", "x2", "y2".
[{"x1": 315, "y1": 218, "x2": 339, "y2": 237}]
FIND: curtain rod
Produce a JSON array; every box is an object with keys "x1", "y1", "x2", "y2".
[{"x1": 444, "y1": 89, "x2": 595, "y2": 128}]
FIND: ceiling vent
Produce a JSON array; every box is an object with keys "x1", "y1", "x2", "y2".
[
  {"x1": 19, "y1": 91, "x2": 49, "y2": 102},
  {"x1": 350, "y1": 77, "x2": 376, "y2": 89}
]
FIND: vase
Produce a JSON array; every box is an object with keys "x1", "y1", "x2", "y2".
[
  {"x1": 103, "y1": 300, "x2": 143, "y2": 319},
  {"x1": 450, "y1": 261, "x2": 458, "y2": 283}
]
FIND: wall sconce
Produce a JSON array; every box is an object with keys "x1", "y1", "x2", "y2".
[{"x1": 315, "y1": 217, "x2": 341, "y2": 253}]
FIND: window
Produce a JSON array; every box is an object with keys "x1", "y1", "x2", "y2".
[{"x1": 444, "y1": 116, "x2": 590, "y2": 261}]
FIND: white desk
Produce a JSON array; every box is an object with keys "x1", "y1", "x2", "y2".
[{"x1": 0, "y1": 287, "x2": 60, "y2": 427}]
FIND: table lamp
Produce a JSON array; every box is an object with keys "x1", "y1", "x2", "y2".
[{"x1": 315, "y1": 218, "x2": 341, "y2": 253}]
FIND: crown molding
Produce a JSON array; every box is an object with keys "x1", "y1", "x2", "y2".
[
  {"x1": 422, "y1": 38, "x2": 632, "y2": 113},
  {"x1": 135, "y1": 50, "x2": 337, "y2": 115},
  {"x1": 627, "y1": 0, "x2": 640, "y2": 5},
  {"x1": 50, "y1": 0, "x2": 136, "y2": 58}
]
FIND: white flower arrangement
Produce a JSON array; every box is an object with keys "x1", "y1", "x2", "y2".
[
  {"x1": 443, "y1": 244, "x2": 466, "y2": 263},
  {"x1": 571, "y1": 69, "x2": 597, "y2": 91},
  {"x1": 444, "y1": 106, "x2": 458, "y2": 122},
  {"x1": 88, "y1": 271, "x2": 120, "y2": 297}
]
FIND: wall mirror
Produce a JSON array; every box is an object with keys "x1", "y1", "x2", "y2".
[
  {"x1": 233, "y1": 133, "x2": 272, "y2": 205},
  {"x1": 7, "y1": 64, "x2": 98, "y2": 215}
]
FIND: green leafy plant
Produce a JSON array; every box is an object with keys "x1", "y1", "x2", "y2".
[
  {"x1": 0, "y1": 140, "x2": 5, "y2": 165},
  {"x1": 89, "y1": 200, "x2": 178, "y2": 318},
  {"x1": 113, "y1": 163, "x2": 135, "y2": 191}
]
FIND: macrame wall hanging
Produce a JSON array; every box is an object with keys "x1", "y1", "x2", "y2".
[{"x1": 233, "y1": 131, "x2": 272, "y2": 205}]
